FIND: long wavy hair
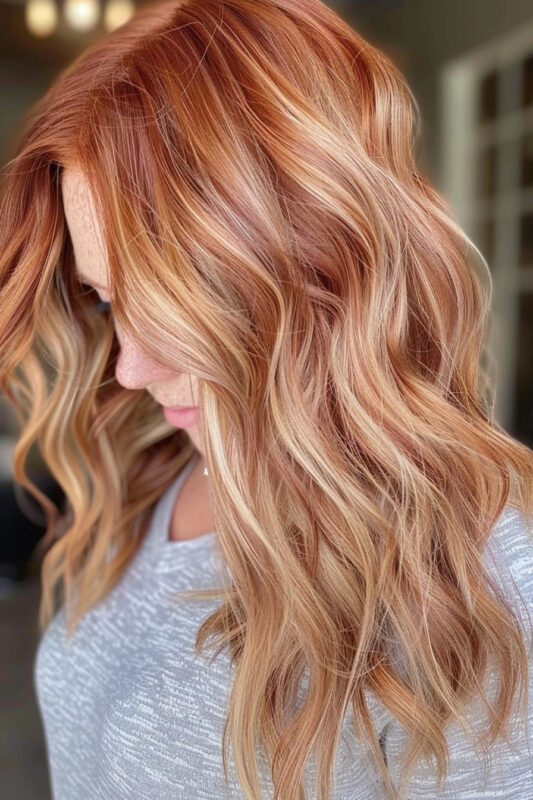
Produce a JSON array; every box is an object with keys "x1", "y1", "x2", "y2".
[{"x1": 1, "y1": 0, "x2": 532, "y2": 798}]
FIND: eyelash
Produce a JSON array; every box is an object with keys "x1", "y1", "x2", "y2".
[{"x1": 90, "y1": 300, "x2": 112, "y2": 314}]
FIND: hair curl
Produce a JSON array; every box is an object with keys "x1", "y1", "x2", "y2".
[{"x1": 1, "y1": 1, "x2": 532, "y2": 798}]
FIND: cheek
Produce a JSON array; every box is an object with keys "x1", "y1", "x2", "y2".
[{"x1": 114, "y1": 337, "x2": 177, "y2": 388}]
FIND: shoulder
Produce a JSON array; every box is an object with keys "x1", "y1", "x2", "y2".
[
  {"x1": 481, "y1": 504, "x2": 533, "y2": 647},
  {"x1": 378, "y1": 505, "x2": 533, "y2": 798},
  {"x1": 485, "y1": 503, "x2": 533, "y2": 563}
]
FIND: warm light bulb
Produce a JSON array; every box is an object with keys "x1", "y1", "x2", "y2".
[
  {"x1": 25, "y1": 0, "x2": 58, "y2": 37},
  {"x1": 63, "y1": 0, "x2": 100, "y2": 31},
  {"x1": 103, "y1": 0, "x2": 134, "y2": 32}
]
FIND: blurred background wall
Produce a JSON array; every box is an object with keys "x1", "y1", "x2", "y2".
[{"x1": 0, "y1": 1, "x2": 532, "y2": 798}]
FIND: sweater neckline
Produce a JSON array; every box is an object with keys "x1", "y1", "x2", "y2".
[{"x1": 152, "y1": 452, "x2": 218, "y2": 556}]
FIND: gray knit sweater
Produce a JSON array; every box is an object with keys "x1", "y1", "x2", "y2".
[{"x1": 34, "y1": 457, "x2": 533, "y2": 798}]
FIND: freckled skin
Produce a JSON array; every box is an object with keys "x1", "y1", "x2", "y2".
[{"x1": 61, "y1": 167, "x2": 213, "y2": 540}]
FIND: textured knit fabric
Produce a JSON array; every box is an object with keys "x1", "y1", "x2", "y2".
[{"x1": 34, "y1": 455, "x2": 533, "y2": 799}]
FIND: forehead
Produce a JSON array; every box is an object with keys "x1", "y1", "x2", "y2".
[{"x1": 61, "y1": 168, "x2": 109, "y2": 286}]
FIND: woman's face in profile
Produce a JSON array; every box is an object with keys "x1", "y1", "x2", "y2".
[{"x1": 61, "y1": 167, "x2": 204, "y2": 452}]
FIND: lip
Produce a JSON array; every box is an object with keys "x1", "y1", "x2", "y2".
[{"x1": 162, "y1": 405, "x2": 198, "y2": 428}]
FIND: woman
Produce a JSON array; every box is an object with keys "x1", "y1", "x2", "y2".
[{"x1": 0, "y1": 0, "x2": 532, "y2": 798}]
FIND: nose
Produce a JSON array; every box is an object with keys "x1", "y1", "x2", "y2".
[{"x1": 114, "y1": 326, "x2": 176, "y2": 390}]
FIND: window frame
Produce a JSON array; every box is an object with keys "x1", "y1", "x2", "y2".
[{"x1": 439, "y1": 20, "x2": 533, "y2": 439}]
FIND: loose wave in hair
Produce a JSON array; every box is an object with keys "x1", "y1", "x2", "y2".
[{"x1": 1, "y1": 1, "x2": 532, "y2": 798}]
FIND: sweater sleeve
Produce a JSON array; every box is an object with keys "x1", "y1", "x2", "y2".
[{"x1": 381, "y1": 506, "x2": 533, "y2": 799}]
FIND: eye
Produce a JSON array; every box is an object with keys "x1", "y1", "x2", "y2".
[{"x1": 90, "y1": 299, "x2": 112, "y2": 314}]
